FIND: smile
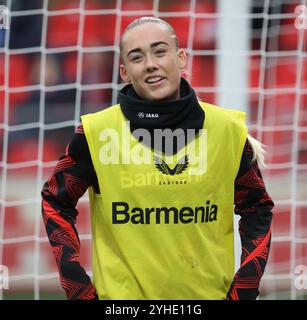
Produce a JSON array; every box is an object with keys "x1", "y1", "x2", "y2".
[{"x1": 145, "y1": 76, "x2": 166, "y2": 86}]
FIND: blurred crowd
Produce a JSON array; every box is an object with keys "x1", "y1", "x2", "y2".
[{"x1": 0, "y1": 0, "x2": 306, "y2": 164}]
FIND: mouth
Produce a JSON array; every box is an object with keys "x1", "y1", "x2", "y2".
[{"x1": 145, "y1": 76, "x2": 166, "y2": 86}]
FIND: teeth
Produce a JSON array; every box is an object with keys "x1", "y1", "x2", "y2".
[{"x1": 147, "y1": 77, "x2": 163, "y2": 83}]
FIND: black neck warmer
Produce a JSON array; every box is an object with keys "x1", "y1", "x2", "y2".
[{"x1": 118, "y1": 77, "x2": 205, "y2": 155}]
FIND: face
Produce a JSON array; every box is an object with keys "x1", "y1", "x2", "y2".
[{"x1": 120, "y1": 23, "x2": 187, "y2": 101}]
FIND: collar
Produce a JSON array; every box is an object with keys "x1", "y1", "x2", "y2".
[
  {"x1": 118, "y1": 77, "x2": 204, "y2": 131},
  {"x1": 118, "y1": 78, "x2": 205, "y2": 154}
]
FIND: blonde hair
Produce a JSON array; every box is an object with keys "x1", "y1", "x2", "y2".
[
  {"x1": 247, "y1": 134, "x2": 266, "y2": 168},
  {"x1": 120, "y1": 16, "x2": 179, "y2": 54}
]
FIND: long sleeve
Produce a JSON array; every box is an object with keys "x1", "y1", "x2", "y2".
[
  {"x1": 227, "y1": 140, "x2": 274, "y2": 300},
  {"x1": 41, "y1": 125, "x2": 100, "y2": 300}
]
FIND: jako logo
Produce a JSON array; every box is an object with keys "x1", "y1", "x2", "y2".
[
  {"x1": 138, "y1": 112, "x2": 159, "y2": 119},
  {"x1": 154, "y1": 155, "x2": 189, "y2": 175}
]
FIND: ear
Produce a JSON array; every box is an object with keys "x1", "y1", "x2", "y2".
[
  {"x1": 177, "y1": 49, "x2": 187, "y2": 71},
  {"x1": 120, "y1": 64, "x2": 130, "y2": 83}
]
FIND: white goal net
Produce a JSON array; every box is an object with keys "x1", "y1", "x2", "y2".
[{"x1": 0, "y1": 0, "x2": 306, "y2": 300}]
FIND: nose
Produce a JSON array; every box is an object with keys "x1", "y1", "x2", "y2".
[{"x1": 145, "y1": 55, "x2": 158, "y2": 72}]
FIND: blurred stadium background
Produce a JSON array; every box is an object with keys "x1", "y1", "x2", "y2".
[{"x1": 0, "y1": 0, "x2": 306, "y2": 300}]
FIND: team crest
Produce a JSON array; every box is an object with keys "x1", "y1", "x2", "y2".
[{"x1": 153, "y1": 155, "x2": 189, "y2": 175}]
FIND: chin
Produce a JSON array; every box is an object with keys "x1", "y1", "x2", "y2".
[
  {"x1": 149, "y1": 90, "x2": 178, "y2": 102},
  {"x1": 149, "y1": 95, "x2": 171, "y2": 101}
]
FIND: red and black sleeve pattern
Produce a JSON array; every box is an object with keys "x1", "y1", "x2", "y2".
[
  {"x1": 227, "y1": 140, "x2": 274, "y2": 300},
  {"x1": 41, "y1": 125, "x2": 99, "y2": 300}
]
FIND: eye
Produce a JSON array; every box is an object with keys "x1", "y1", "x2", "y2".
[
  {"x1": 155, "y1": 49, "x2": 166, "y2": 56},
  {"x1": 131, "y1": 55, "x2": 143, "y2": 62}
]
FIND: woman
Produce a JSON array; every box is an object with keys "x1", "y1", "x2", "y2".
[{"x1": 42, "y1": 17, "x2": 273, "y2": 300}]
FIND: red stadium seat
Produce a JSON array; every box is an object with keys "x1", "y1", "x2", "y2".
[
  {"x1": 0, "y1": 53, "x2": 4, "y2": 86},
  {"x1": 193, "y1": 17, "x2": 217, "y2": 50},
  {"x1": 0, "y1": 90, "x2": 3, "y2": 124},
  {"x1": 158, "y1": 0, "x2": 190, "y2": 12},
  {"x1": 42, "y1": 139, "x2": 63, "y2": 162},
  {"x1": 300, "y1": 94, "x2": 307, "y2": 127},
  {"x1": 249, "y1": 56, "x2": 306, "y2": 89},
  {"x1": 82, "y1": 14, "x2": 117, "y2": 47},
  {"x1": 249, "y1": 56, "x2": 261, "y2": 88},
  {"x1": 3, "y1": 241, "x2": 35, "y2": 278},
  {"x1": 84, "y1": 0, "x2": 116, "y2": 10},
  {"x1": 7, "y1": 138, "x2": 61, "y2": 164},
  {"x1": 299, "y1": 132, "x2": 307, "y2": 164},
  {"x1": 47, "y1": 1, "x2": 80, "y2": 48},
  {"x1": 271, "y1": 205, "x2": 291, "y2": 237},
  {"x1": 190, "y1": 55, "x2": 216, "y2": 104},
  {"x1": 62, "y1": 51, "x2": 77, "y2": 83},
  {"x1": 262, "y1": 130, "x2": 293, "y2": 164},
  {"x1": 162, "y1": 16, "x2": 190, "y2": 48},
  {"x1": 121, "y1": 0, "x2": 153, "y2": 11},
  {"x1": 48, "y1": 0, "x2": 80, "y2": 10},
  {"x1": 3, "y1": 206, "x2": 33, "y2": 239},
  {"x1": 279, "y1": 3, "x2": 307, "y2": 51},
  {"x1": 7, "y1": 138, "x2": 38, "y2": 164},
  {"x1": 262, "y1": 93, "x2": 296, "y2": 126},
  {"x1": 8, "y1": 55, "x2": 29, "y2": 88},
  {"x1": 296, "y1": 206, "x2": 307, "y2": 239},
  {"x1": 0, "y1": 54, "x2": 32, "y2": 109},
  {"x1": 267, "y1": 241, "x2": 291, "y2": 274}
]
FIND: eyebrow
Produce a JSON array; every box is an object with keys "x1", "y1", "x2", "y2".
[{"x1": 127, "y1": 41, "x2": 169, "y2": 58}]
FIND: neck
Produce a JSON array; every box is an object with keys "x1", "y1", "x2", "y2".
[{"x1": 118, "y1": 77, "x2": 205, "y2": 154}]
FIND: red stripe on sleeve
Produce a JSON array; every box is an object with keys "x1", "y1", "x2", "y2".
[
  {"x1": 241, "y1": 229, "x2": 271, "y2": 268},
  {"x1": 42, "y1": 199, "x2": 79, "y2": 245}
]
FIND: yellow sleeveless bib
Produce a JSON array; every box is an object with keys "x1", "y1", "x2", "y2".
[{"x1": 81, "y1": 101, "x2": 247, "y2": 300}]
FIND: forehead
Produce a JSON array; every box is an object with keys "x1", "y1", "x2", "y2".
[{"x1": 121, "y1": 23, "x2": 175, "y2": 53}]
